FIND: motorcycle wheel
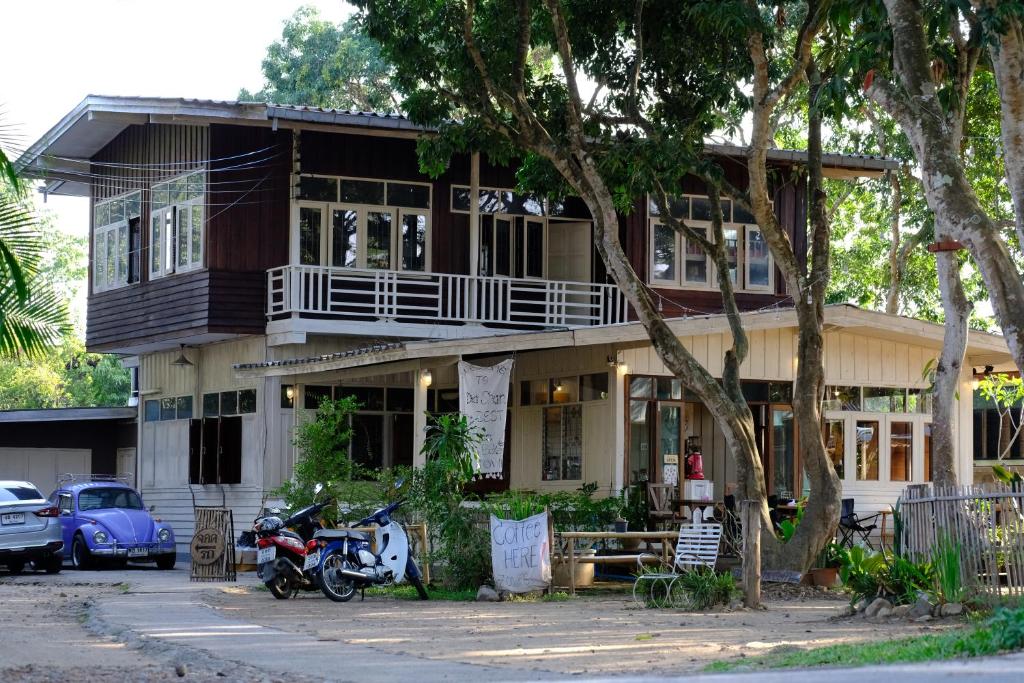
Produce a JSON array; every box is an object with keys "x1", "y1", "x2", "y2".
[
  {"x1": 319, "y1": 553, "x2": 357, "y2": 603},
  {"x1": 408, "y1": 573, "x2": 429, "y2": 600},
  {"x1": 266, "y1": 573, "x2": 292, "y2": 600}
]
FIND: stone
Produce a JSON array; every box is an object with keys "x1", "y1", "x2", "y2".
[
  {"x1": 853, "y1": 599, "x2": 868, "y2": 613},
  {"x1": 940, "y1": 602, "x2": 964, "y2": 617},
  {"x1": 908, "y1": 594, "x2": 932, "y2": 619},
  {"x1": 914, "y1": 615, "x2": 932, "y2": 623},
  {"x1": 876, "y1": 607, "x2": 893, "y2": 618},
  {"x1": 864, "y1": 597, "x2": 893, "y2": 618},
  {"x1": 891, "y1": 604, "x2": 912, "y2": 618},
  {"x1": 476, "y1": 585, "x2": 500, "y2": 602},
  {"x1": 175, "y1": 664, "x2": 187, "y2": 677}
]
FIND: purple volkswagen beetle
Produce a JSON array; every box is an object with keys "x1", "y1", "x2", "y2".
[{"x1": 50, "y1": 476, "x2": 176, "y2": 570}]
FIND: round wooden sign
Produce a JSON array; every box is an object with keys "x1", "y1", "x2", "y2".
[{"x1": 190, "y1": 527, "x2": 225, "y2": 566}]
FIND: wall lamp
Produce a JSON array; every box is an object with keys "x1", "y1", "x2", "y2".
[{"x1": 971, "y1": 365, "x2": 995, "y2": 391}]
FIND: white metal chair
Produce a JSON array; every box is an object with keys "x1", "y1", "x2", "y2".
[{"x1": 632, "y1": 523, "x2": 722, "y2": 607}]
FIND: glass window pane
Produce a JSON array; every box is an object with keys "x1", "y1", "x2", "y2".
[
  {"x1": 630, "y1": 376, "x2": 653, "y2": 398},
  {"x1": 187, "y1": 172, "x2": 203, "y2": 200},
  {"x1": 203, "y1": 393, "x2": 219, "y2": 417},
  {"x1": 176, "y1": 396, "x2": 193, "y2": 420},
  {"x1": 144, "y1": 399, "x2": 160, "y2": 422},
  {"x1": 387, "y1": 182, "x2": 430, "y2": 209},
  {"x1": 656, "y1": 377, "x2": 683, "y2": 400},
  {"x1": 890, "y1": 421, "x2": 913, "y2": 481},
  {"x1": 299, "y1": 176, "x2": 337, "y2": 202},
  {"x1": 478, "y1": 215, "x2": 493, "y2": 276},
  {"x1": 741, "y1": 381, "x2": 770, "y2": 403},
  {"x1": 117, "y1": 224, "x2": 129, "y2": 283},
  {"x1": 177, "y1": 207, "x2": 189, "y2": 267},
  {"x1": 924, "y1": 423, "x2": 932, "y2": 481},
  {"x1": 907, "y1": 388, "x2": 932, "y2": 414},
  {"x1": 386, "y1": 387, "x2": 414, "y2": 412},
  {"x1": 581, "y1": 372, "x2": 609, "y2": 401},
  {"x1": 652, "y1": 224, "x2": 676, "y2": 281},
  {"x1": 494, "y1": 217, "x2": 511, "y2": 276},
  {"x1": 332, "y1": 209, "x2": 358, "y2": 268},
  {"x1": 863, "y1": 387, "x2": 905, "y2": 412},
  {"x1": 366, "y1": 212, "x2": 392, "y2": 269},
  {"x1": 351, "y1": 414, "x2": 384, "y2": 469},
  {"x1": 659, "y1": 404, "x2": 682, "y2": 484},
  {"x1": 163, "y1": 210, "x2": 175, "y2": 272},
  {"x1": 733, "y1": 202, "x2": 755, "y2": 224},
  {"x1": 855, "y1": 420, "x2": 880, "y2": 480},
  {"x1": 220, "y1": 391, "x2": 238, "y2": 415},
  {"x1": 505, "y1": 192, "x2": 544, "y2": 216},
  {"x1": 451, "y1": 187, "x2": 471, "y2": 212},
  {"x1": 95, "y1": 202, "x2": 110, "y2": 227},
  {"x1": 150, "y1": 215, "x2": 161, "y2": 273},
  {"x1": 95, "y1": 232, "x2": 107, "y2": 289},
  {"x1": 526, "y1": 220, "x2": 544, "y2": 278},
  {"x1": 629, "y1": 400, "x2": 651, "y2": 483},
  {"x1": 823, "y1": 386, "x2": 861, "y2": 411},
  {"x1": 281, "y1": 385, "x2": 295, "y2": 409},
  {"x1": 478, "y1": 189, "x2": 503, "y2": 214},
  {"x1": 648, "y1": 195, "x2": 688, "y2": 219},
  {"x1": 105, "y1": 230, "x2": 116, "y2": 286},
  {"x1": 722, "y1": 227, "x2": 738, "y2": 284},
  {"x1": 109, "y1": 199, "x2": 124, "y2": 223},
  {"x1": 684, "y1": 226, "x2": 707, "y2": 283},
  {"x1": 299, "y1": 207, "x2": 322, "y2": 265},
  {"x1": 238, "y1": 388, "x2": 257, "y2": 413},
  {"x1": 524, "y1": 379, "x2": 549, "y2": 405},
  {"x1": 550, "y1": 377, "x2": 578, "y2": 404},
  {"x1": 151, "y1": 184, "x2": 169, "y2": 210},
  {"x1": 691, "y1": 197, "x2": 731, "y2": 221},
  {"x1": 169, "y1": 177, "x2": 187, "y2": 203},
  {"x1": 160, "y1": 398, "x2": 177, "y2": 421},
  {"x1": 340, "y1": 179, "x2": 385, "y2": 205},
  {"x1": 824, "y1": 419, "x2": 845, "y2": 479},
  {"x1": 340, "y1": 386, "x2": 385, "y2": 411},
  {"x1": 772, "y1": 409, "x2": 795, "y2": 498},
  {"x1": 400, "y1": 213, "x2": 427, "y2": 271},
  {"x1": 191, "y1": 205, "x2": 203, "y2": 264},
  {"x1": 747, "y1": 227, "x2": 770, "y2": 287},
  {"x1": 126, "y1": 192, "x2": 141, "y2": 219},
  {"x1": 304, "y1": 385, "x2": 332, "y2": 410}
]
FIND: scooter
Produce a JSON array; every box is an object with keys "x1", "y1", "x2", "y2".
[
  {"x1": 314, "y1": 496, "x2": 429, "y2": 602},
  {"x1": 254, "y1": 493, "x2": 333, "y2": 599}
]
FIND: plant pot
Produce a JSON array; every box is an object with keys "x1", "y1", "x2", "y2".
[
  {"x1": 553, "y1": 548, "x2": 597, "y2": 587},
  {"x1": 808, "y1": 567, "x2": 840, "y2": 588},
  {"x1": 613, "y1": 519, "x2": 629, "y2": 534}
]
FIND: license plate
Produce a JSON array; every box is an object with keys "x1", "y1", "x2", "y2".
[
  {"x1": 1, "y1": 513, "x2": 24, "y2": 525},
  {"x1": 303, "y1": 551, "x2": 320, "y2": 571},
  {"x1": 128, "y1": 547, "x2": 148, "y2": 557},
  {"x1": 257, "y1": 546, "x2": 276, "y2": 564}
]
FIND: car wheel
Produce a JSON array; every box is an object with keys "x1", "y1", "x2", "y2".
[
  {"x1": 156, "y1": 555, "x2": 176, "y2": 570},
  {"x1": 6, "y1": 560, "x2": 25, "y2": 575},
  {"x1": 43, "y1": 555, "x2": 62, "y2": 574},
  {"x1": 72, "y1": 534, "x2": 93, "y2": 570}
]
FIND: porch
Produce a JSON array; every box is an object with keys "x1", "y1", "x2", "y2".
[{"x1": 266, "y1": 265, "x2": 629, "y2": 335}]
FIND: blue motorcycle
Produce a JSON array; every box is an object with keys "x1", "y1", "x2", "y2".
[{"x1": 313, "y1": 498, "x2": 429, "y2": 602}]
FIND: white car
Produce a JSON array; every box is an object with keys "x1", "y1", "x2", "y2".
[{"x1": 0, "y1": 481, "x2": 63, "y2": 573}]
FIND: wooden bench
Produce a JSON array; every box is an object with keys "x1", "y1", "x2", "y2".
[{"x1": 553, "y1": 530, "x2": 681, "y2": 594}]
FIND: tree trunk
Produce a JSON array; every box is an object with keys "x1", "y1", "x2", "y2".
[
  {"x1": 884, "y1": 170, "x2": 903, "y2": 315},
  {"x1": 930, "y1": 229, "x2": 970, "y2": 487}
]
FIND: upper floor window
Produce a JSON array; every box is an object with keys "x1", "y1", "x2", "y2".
[
  {"x1": 150, "y1": 170, "x2": 205, "y2": 279},
  {"x1": 296, "y1": 175, "x2": 431, "y2": 272},
  {"x1": 648, "y1": 194, "x2": 773, "y2": 292},
  {"x1": 450, "y1": 185, "x2": 590, "y2": 219},
  {"x1": 93, "y1": 191, "x2": 142, "y2": 292}
]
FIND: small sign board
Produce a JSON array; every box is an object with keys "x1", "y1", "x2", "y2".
[
  {"x1": 490, "y1": 511, "x2": 551, "y2": 593},
  {"x1": 190, "y1": 507, "x2": 236, "y2": 582}
]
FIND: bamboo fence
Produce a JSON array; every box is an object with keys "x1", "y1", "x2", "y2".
[{"x1": 901, "y1": 483, "x2": 1024, "y2": 598}]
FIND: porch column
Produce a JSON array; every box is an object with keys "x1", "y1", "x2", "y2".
[
  {"x1": 468, "y1": 152, "x2": 480, "y2": 320},
  {"x1": 413, "y1": 368, "x2": 431, "y2": 468},
  {"x1": 612, "y1": 353, "x2": 628, "y2": 493},
  {"x1": 956, "y1": 363, "x2": 974, "y2": 484}
]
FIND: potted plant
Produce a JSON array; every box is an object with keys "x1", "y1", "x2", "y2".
[{"x1": 809, "y1": 542, "x2": 843, "y2": 587}]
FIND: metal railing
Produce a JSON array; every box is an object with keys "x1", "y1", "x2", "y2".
[{"x1": 267, "y1": 265, "x2": 629, "y2": 329}]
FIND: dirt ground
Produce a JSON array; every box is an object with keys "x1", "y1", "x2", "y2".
[{"x1": 204, "y1": 583, "x2": 961, "y2": 677}]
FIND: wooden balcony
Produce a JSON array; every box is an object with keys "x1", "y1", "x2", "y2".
[{"x1": 266, "y1": 265, "x2": 628, "y2": 336}]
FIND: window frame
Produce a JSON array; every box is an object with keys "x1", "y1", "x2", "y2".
[
  {"x1": 541, "y1": 403, "x2": 584, "y2": 482},
  {"x1": 149, "y1": 170, "x2": 205, "y2": 280},
  {"x1": 743, "y1": 224, "x2": 773, "y2": 291},
  {"x1": 92, "y1": 190, "x2": 142, "y2": 293}
]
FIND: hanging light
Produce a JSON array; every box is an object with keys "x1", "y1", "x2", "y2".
[{"x1": 170, "y1": 345, "x2": 194, "y2": 368}]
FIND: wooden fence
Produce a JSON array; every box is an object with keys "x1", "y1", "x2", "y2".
[{"x1": 901, "y1": 483, "x2": 1024, "y2": 598}]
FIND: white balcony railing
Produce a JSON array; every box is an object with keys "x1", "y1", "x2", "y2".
[{"x1": 267, "y1": 265, "x2": 629, "y2": 329}]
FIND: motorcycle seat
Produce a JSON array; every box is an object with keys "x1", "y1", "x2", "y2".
[{"x1": 314, "y1": 528, "x2": 370, "y2": 542}]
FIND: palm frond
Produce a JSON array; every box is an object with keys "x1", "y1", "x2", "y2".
[
  {"x1": 0, "y1": 275, "x2": 72, "y2": 358},
  {"x1": 0, "y1": 190, "x2": 40, "y2": 302}
]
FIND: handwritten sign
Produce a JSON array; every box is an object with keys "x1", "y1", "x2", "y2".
[
  {"x1": 189, "y1": 527, "x2": 224, "y2": 566},
  {"x1": 490, "y1": 511, "x2": 551, "y2": 593},
  {"x1": 459, "y1": 359, "x2": 513, "y2": 476}
]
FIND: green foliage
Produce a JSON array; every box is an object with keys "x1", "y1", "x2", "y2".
[
  {"x1": 778, "y1": 500, "x2": 806, "y2": 543},
  {"x1": 839, "y1": 545, "x2": 934, "y2": 606},
  {"x1": 240, "y1": 6, "x2": 397, "y2": 112},
  {"x1": 815, "y1": 541, "x2": 843, "y2": 569},
  {"x1": 931, "y1": 534, "x2": 965, "y2": 605},
  {"x1": 674, "y1": 568, "x2": 740, "y2": 611},
  {"x1": 705, "y1": 606, "x2": 1024, "y2": 672},
  {"x1": 0, "y1": 336, "x2": 130, "y2": 409}
]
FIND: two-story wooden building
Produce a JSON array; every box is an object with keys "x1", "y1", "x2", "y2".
[{"x1": 18, "y1": 96, "x2": 1013, "y2": 553}]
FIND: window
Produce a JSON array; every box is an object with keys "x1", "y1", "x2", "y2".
[
  {"x1": 647, "y1": 193, "x2": 773, "y2": 291},
  {"x1": 823, "y1": 419, "x2": 845, "y2": 479},
  {"x1": 93, "y1": 191, "x2": 142, "y2": 292},
  {"x1": 189, "y1": 416, "x2": 242, "y2": 485},
  {"x1": 542, "y1": 404, "x2": 583, "y2": 481},
  {"x1": 144, "y1": 395, "x2": 194, "y2": 421},
  {"x1": 202, "y1": 389, "x2": 257, "y2": 416},
  {"x1": 924, "y1": 423, "x2": 933, "y2": 481},
  {"x1": 580, "y1": 373, "x2": 609, "y2": 401},
  {"x1": 855, "y1": 420, "x2": 880, "y2": 480},
  {"x1": 890, "y1": 421, "x2": 913, "y2": 481},
  {"x1": 150, "y1": 170, "x2": 204, "y2": 278},
  {"x1": 451, "y1": 185, "x2": 550, "y2": 217},
  {"x1": 863, "y1": 387, "x2": 905, "y2": 412},
  {"x1": 520, "y1": 373, "x2": 608, "y2": 406},
  {"x1": 824, "y1": 386, "x2": 861, "y2": 411},
  {"x1": 296, "y1": 175, "x2": 431, "y2": 271}
]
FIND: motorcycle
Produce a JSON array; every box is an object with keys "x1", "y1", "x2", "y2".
[
  {"x1": 314, "y1": 496, "x2": 429, "y2": 602},
  {"x1": 254, "y1": 493, "x2": 333, "y2": 599}
]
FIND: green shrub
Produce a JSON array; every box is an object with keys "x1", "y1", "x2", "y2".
[
  {"x1": 674, "y1": 567, "x2": 739, "y2": 611},
  {"x1": 931, "y1": 534, "x2": 965, "y2": 605},
  {"x1": 839, "y1": 545, "x2": 933, "y2": 606}
]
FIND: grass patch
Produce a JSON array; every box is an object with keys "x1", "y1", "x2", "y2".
[
  {"x1": 704, "y1": 606, "x2": 1024, "y2": 673},
  {"x1": 366, "y1": 585, "x2": 477, "y2": 601}
]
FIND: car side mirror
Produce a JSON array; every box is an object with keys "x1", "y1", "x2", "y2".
[{"x1": 149, "y1": 505, "x2": 156, "y2": 512}]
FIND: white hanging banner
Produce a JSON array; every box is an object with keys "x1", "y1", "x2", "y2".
[
  {"x1": 490, "y1": 511, "x2": 551, "y2": 593},
  {"x1": 458, "y1": 358, "x2": 513, "y2": 476}
]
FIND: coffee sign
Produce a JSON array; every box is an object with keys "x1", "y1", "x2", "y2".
[{"x1": 490, "y1": 511, "x2": 551, "y2": 593}]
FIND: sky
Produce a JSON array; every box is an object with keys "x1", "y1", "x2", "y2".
[{"x1": 2, "y1": 0, "x2": 353, "y2": 239}]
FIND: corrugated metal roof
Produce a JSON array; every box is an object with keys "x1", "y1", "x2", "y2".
[{"x1": 0, "y1": 407, "x2": 137, "y2": 423}]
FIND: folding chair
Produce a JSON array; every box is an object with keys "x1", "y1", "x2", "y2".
[
  {"x1": 837, "y1": 498, "x2": 880, "y2": 548},
  {"x1": 632, "y1": 523, "x2": 722, "y2": 608}
]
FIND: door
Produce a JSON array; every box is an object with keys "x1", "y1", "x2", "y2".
[
  {"x1": 56, "y1": 491, "x2": 75, "y2": 553},
  {"x1": 391, "y1": 413, "x2": 414, "y2": 469},
  {"x1": 657, "y1": 403, "x2": 684, "y2": 489},
  {"x1": 769, "y1": 406, "x2": 796, "y2": 499}
]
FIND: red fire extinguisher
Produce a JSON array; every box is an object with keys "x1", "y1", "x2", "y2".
[{"x1": 685, "y1": 450, "x2": 705, "y2": 480}]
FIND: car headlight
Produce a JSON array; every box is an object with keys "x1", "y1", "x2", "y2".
[
  {"x1": 93, "y1": 530, "x2": 109, "y2": 544},
  {"x1": 157, "y1": 528, "x2": 171, "y2": 542}
]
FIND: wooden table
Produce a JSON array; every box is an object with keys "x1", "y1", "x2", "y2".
[
  {"x1": 554, "y1": 530, "x2": 680, "y2": 594},
  {"x1": 876, "y1": 509, "x2": 893, "y2": 550}
]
